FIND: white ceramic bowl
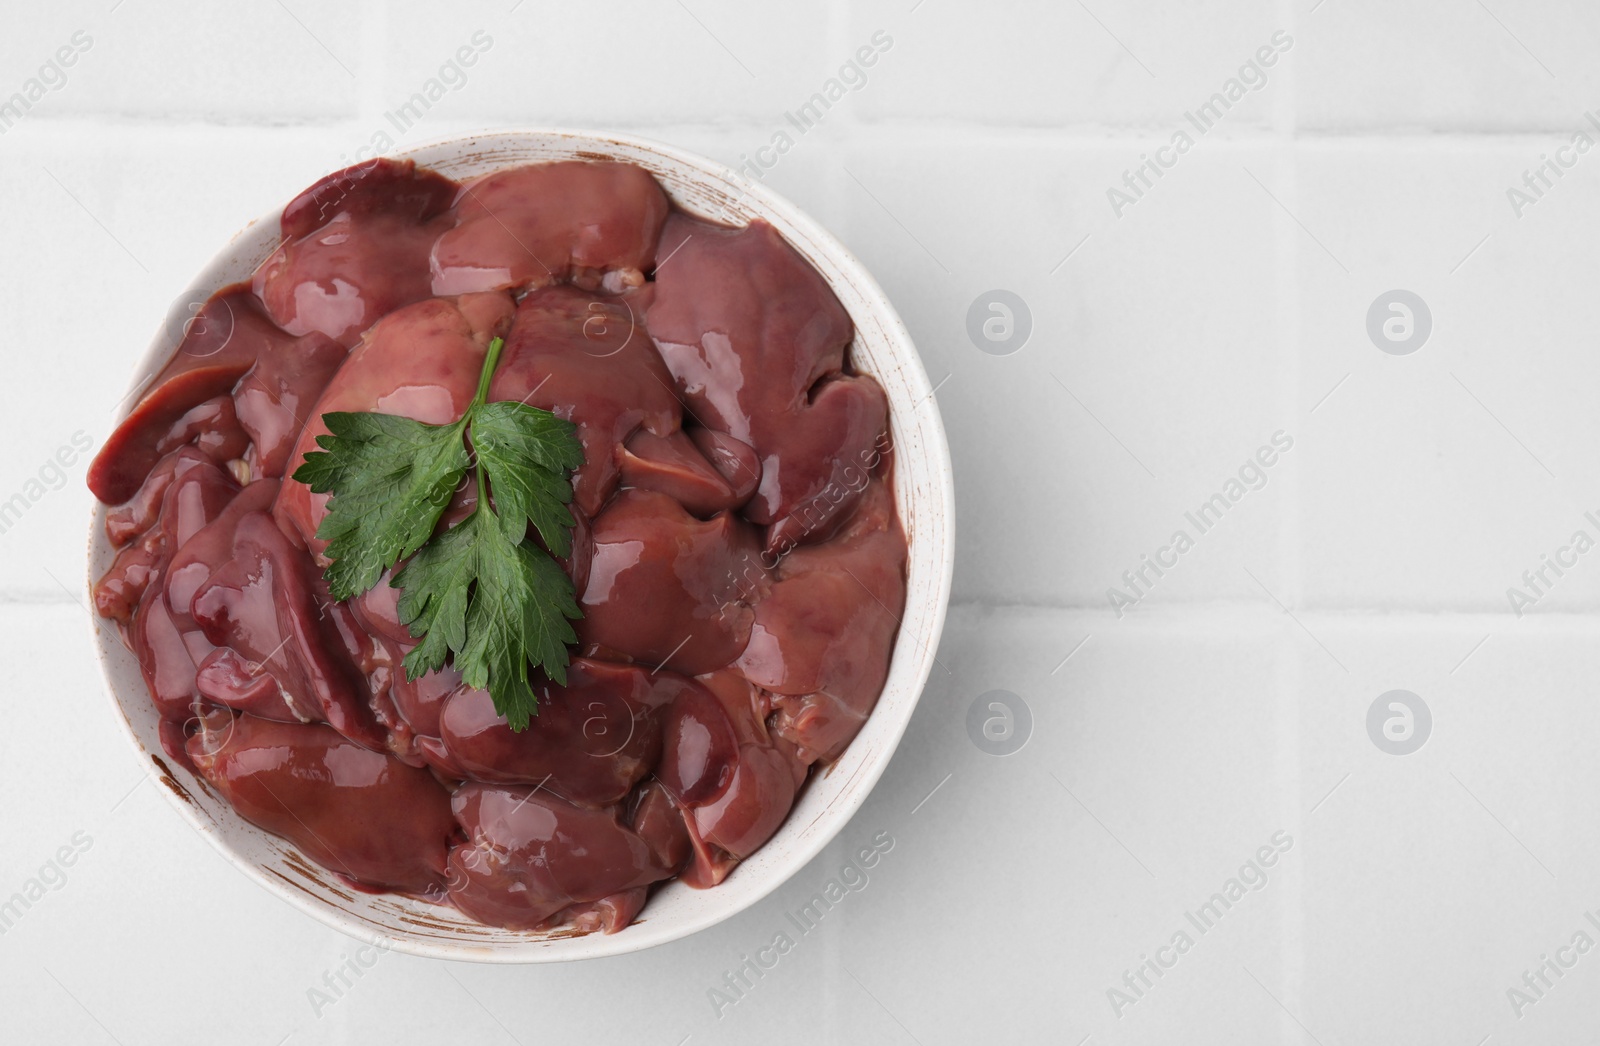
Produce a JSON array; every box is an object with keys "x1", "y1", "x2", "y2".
[{"x1": 87, "y1": 129, "x2": 954, "y2": 962}]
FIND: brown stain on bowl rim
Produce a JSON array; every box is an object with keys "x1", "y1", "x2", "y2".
[
  {"x1": 149, "y1": 754, "x2": 194, "y2": 805},
  {"x1": 396, "y1": 913, "x2": 494, "y2": 936},
  {"x1": 283, "y1": 850, "x2": 356, "y2": 902},
  {"x1": 266, "y1": 867, "x2": 328, "y2": 903}
]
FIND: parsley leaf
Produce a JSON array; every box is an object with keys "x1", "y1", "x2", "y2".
[
  {"x1": 394, "y1": 505, "x2": 580, "y2": 729},
  {"x1": 292, "y1": 411, "x2": 469, "y2": 601},
  {"x1": 471, "y1": 400, "x2": 585, "y2": 556},
  {"x1": 291, "y1": 336, "x2": 585, "y2": 728}
]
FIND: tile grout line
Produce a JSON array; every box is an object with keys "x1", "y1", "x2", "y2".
[
  {"x1": 1276, "y1": 0, "x2": 1308, "y2": 1037},
  {"x1": 18, "y1": 115, "x2": 1600, "y2": 152}
]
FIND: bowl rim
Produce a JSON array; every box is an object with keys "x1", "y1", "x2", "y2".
[{"x1": 86, "y1": 126, "x2": 955, "y2": 963}]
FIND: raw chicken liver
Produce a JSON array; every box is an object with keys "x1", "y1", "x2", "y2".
[{"x1": 90, "y1": 157, "x2": 907, "y2": 935}]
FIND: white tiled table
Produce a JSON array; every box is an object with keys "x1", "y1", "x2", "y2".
[{"x1": 4, "y1": 2, "x2": 1600, "y2": 1043}]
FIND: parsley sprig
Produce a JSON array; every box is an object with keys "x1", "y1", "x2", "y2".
[{"x1": 292, "y1": 337, "x2": 584, "y2": 729}]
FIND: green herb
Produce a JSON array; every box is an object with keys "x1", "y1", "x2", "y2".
[{"x1": 292, "y1": 337, "x2": 584, "y2": 729}]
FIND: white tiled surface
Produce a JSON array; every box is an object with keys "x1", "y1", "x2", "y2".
[{"x1": 6, "y1": 1, "x2": 1600, "y2": 1043}]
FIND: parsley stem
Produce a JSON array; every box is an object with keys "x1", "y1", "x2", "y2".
[
  {"x1": 473, "y1": 336, "x2": 506, "y2": 409},
  {"x1": 464, "y1": 337, "x2": 507, "y2": 514}
]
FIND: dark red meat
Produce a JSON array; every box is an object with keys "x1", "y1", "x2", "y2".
[
  {"x1": 188, "y1": 714, "x2": 455, "y2": 893},
  {"x1": 90, "y1": 158, "x2": 908, "y2": 935}
]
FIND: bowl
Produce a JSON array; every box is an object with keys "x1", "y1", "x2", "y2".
[{"x1": 87, "y1": 128, "x2": 954, "y2": 962}]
